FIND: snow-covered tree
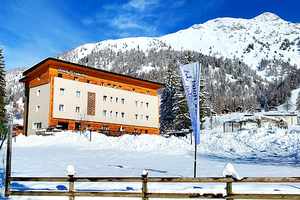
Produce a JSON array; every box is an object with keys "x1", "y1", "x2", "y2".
[
  {"x1": 173, "y1": 78, "x2": 191, "y2": 130},
  {"x1": 283, "y1": 96, "x2": 292, "y2": 111},
  {"x1": 159, "y1": 59, "x2": 179, "y2": 134},
  {"x1": 0, "y1": 45, "x2": 7, "y2": 124},
  {"x1": 159, "y1": 87, "x2": 175, "y2": 134},
  {"x1": 296, "y1": 92, "x2": 300, "y2": 111},
  {"x1": 199, "y1": 79, "x2": 210, "y2": 129}
]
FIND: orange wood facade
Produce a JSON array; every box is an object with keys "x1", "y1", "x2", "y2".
[{"x1": 20, "y1": 57, "x2": 164, "y2": 136}]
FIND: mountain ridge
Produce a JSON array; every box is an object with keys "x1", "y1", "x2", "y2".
[{"x1": 56, "y1": 12, "x2": 300, "y2": 76}]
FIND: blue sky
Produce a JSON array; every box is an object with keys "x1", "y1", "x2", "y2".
[{"x1": 0, "y1": 0, "x2": 299, "y2": 70}]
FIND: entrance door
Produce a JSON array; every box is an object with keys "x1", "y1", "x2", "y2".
[
  {"x1": 58, "y1": 122, "x2": 69, "y2": 130},
  {"x1": 75, "y1": 122, "x2": 81, "y2": 131}
]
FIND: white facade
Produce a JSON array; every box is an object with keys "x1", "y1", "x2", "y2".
[
  {"x1": 28, "y1": 77, "x2": 159, "y2": 135},
  {"x1": 28, "y1": 83, "x2": 51, "y2": 135}
]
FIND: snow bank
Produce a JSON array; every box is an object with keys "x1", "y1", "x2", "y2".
[{"x1": 12, "y1": 127, "x2": 300, "y2": 165}]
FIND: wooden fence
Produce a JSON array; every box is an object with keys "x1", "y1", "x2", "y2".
[
  {"x1": 5, "y1": 121, "x2": 300, "y2": 199},
  {"x1": 5, "y1": 175, "x2": 300, "y2": 199}
]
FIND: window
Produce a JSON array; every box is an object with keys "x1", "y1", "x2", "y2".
[
  {"x1": 110, "y1": 96, "x2": 113, "y2": 103},
  {"x1": 38, "y1": 75, "x2": 41, "y2": 81},
  {"x1": 121, "y1": 112, "x2": 125, "y2": 119},
  {"x1": 141, "y1": 115, "x2": 144, "y2": 121},
  {"x1": 103, "y1": 95, "x2": 108, "y2": 102},
  {"x1": 87, "y1": 79, "x2": 91, "y2": 83},
  {"x1": 101, "y1": 82, "x2": 105, "y2": 86},
  {"x1": 59, "y1": 104, "x2": 65, "y2": 112},
  {"x1": 113, "y1": 85, "x2": 116, "y2": 88},
  {"x1": 102, "y1": 126, "x2": 109, "y2": 130},
  {"x1": 87, "y1": 92, "x2": 96, "y2": 116},
  {"x1": 132, "y1": 88, "x2": 135, "y2": 92},
  {"x1": 110, "y1": 111, "x2": 113, "y2": 117},
  {"x1": 75, "y1": 106, "x2": 81, "y2": 113},
  {"x1": 147, "y1": 91, "x2": 149, "y2": 95},
  {"x1": 58, "y1": 73, "x2": 63, "y2": 78},
  {"x1": 107, "y1": 84, "x2": 111, "y2": 87},
  {"x1": 121, "y1": 98, "x2": 125, "y2": 104},
  {"x1": 33, "y1": 122, "x2": 42, "y2": 130},
  {"x1": 119, "y1": 86, "x2": 122, "y2": 89},
  {"x1": 116, "y1": 97, "x2": 119, "y2": 104},
  {"x1": 141, "y1": 102, "x2": 144, "y2": 107},
  {"x1": 135, "y1": 101, "x2": 139, "y2": 107},
  {"x1": 134, "y1": 129, "x2": 137, "y2": 132},
  {"x1": 146, "y1": 102, "x2": 149, "y2": 108},
  {"x1": 146, "y1": 115, "x2": 150, "y2": 121},
  {"x1": 115, "y1": 111, "x2": 119, "y2": 118},
  {"x1": 76, "y1": 91, "x2": 81, "y2": 98},
  {"x1": 145, "y1": 130, "x2": 148, "y2": 134},
  {"x1": 103, "y1": 110, "x2": 107, "y2": 117},
  {"x1": 135, "y1": 114, "x2": 139, "y2": 120},
  {"x1": 74, "y1": 77, "x2": 79, "y2": 81},
  {"x1": 37, "y1": 89, "x2": 41, "y2": 97},
  {"x1": 36, "y1": 105, "x2": 40, "y2": 113},
  {"x1": 60, "y1": 88, "x2": 66, "y2": 95}
]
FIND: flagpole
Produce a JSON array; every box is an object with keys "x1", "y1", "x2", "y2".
[
  {"x1": 194, "y1": 143, "x2": 197, "y2": 178},
  {"x1": 179, "y1": 61, "x2": 201, "y2": 179}
]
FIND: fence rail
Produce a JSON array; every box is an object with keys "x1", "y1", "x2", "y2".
[{"x1": 6, "y1": 175, "x2": 300, "y2": 199}]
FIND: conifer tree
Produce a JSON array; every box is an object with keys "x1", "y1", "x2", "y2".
[
  {"x1": 296, "y1": 92, "x2": 300, "y2": 111},
  {"x1": 173, "y1": 78, "x2": 191, "y2": 130},
  {"x1": 159, "y1": 87, "x2": 175, "y2": 133},
  {"x1": 159, "y1": 59, "x2": 179, "y2": 134},
  {"x1": 173, "y1": 51, "x2": 210, "y2": 130},
  {"x1": 0, "y1": 45, "x2": 7, "y2": 124},
  {"x1": 199, "y1": 79, "x2": 210, "y2": 129},
  {"x1": 173, "y1": 51, "x2": 193, "y2": 130}
]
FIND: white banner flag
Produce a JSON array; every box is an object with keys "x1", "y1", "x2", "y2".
[{"x1": 179, "y1": 62, "x2": 201, "y2": 145}]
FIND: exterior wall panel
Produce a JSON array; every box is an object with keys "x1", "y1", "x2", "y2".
[{"x1": 27, "y1": 83, "x2": 51, "y2": 135}]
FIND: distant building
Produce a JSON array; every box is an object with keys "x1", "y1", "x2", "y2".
[
  {"x1": 235, "y1": 106, "x2": 243, "y2": 113},
  {"x1": 20, "y1": 57, "x2": 164, "y2": 136},
  {"x1": 267, "y1": 106, "x2": 278, "y2": 111},
  {"x1": 262, "y1": 113, "x2": 298, "y2": 127},
  {"x1": 221, "y1": 109, "x2": 231, "y2": 115},
  {"x1": 224, "y1": 113, "x2": 299, "y2": 132}
]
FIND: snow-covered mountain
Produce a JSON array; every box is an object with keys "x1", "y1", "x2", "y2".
[
  {"x1": 56, "y1": 12, "x2": 300, "y2": 73},
  {"x1": 6, "y1": 12, "x2": 300, "y2": 118}
]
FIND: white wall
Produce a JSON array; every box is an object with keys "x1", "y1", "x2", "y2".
[
  {"x1": 27, "y1": 83, "x2": 50, "y2": 135},
  {"x1": 52, "y1": 77, "x2": 159, "y2": 128}
]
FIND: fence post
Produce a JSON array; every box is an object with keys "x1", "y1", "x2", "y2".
[
  {"x1": 226, "y1": 175, "x2": 233, "y2": 200},
  {"x1": 141, "y1": 170, "x2": 148, "y2": 200},
  {"x1": 5, "y1": 120, "x2": 13, "y2": 197},
  {"x1": 69, "y1": 175, "x2": 75, "y2": 200}
]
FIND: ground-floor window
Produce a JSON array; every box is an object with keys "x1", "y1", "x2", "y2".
[{"x1": 33, "y1": 122, "x2": 42, "y2": 130}]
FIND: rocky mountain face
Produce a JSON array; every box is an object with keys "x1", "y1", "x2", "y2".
[{"x1": 56, "y1": 12, "x2": 300, "y2": 76}]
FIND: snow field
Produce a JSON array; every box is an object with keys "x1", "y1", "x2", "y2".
[{"x1": 2, "y1": 126, "x2": 300, "y2": 199}]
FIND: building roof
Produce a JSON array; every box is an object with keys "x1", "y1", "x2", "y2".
[{"x1": 20, "y1": 57, "x2": 165, "y2": 89}]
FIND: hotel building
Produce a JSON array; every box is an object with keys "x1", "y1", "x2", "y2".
[{"x1": 20, "y1": 57, "x2": 164, "y2": 136}]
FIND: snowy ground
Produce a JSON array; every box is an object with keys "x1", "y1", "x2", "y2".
[{"x1": 1, "y1": 124, "x2": 300, "y2": 200}]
